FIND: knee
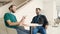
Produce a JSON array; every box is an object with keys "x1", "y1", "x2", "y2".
[{"x1": 32, "y1": 30, "x2": 36, "y2": 33}]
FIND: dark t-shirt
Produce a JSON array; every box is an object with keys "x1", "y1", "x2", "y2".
[{"x1": 31, "y1": 15, "x2": 48, "y2": 28}]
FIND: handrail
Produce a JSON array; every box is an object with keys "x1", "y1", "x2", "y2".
[
  {"x1": 17, "y1": 0, "x2": 31, "y2": 9},
  {"x1": 0, "y1": 1, "x2": 12, "y2": 7},
  {"x1": 0, "y1": 0, "x2": 12, "y2": 3}
]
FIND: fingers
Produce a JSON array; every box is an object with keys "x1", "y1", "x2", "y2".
[
  {"x1": 22, "y1": 16, "x2": 26, "y2": 20},
  {"x1": 19, "y1": 16, "x2": 27, "y2": 26},
  {"x1": 20, "y1": 16, "x2": 26, "y2": 24}
]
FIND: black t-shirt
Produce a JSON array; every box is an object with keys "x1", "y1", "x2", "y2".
[{"x1": 31, "y1": 15, "x2": 48, "y2": 28}]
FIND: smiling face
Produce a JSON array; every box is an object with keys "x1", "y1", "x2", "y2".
[
  {"x1": 36, "y1": 8, "x2": 41, "y2": 15},
  {"x1": 9, "y1": 5, "x2": 17, "y2": 13}
]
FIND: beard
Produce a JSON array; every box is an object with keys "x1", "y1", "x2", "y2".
[{"x1": 11, "y1": 10, "x2": 15, "y2": 13}]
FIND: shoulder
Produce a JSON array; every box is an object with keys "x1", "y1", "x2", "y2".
[
  {"x1": 40, "y1": 14, "x2": 46, "y2": 17},
  {"x1": 33, "y1": 16, "x2": 37, "y2": 18},
  {"x1": 4, "y1": 13, "x2": 11, "y2": 17},
  {"x1": 4, "y1": 13, "x2": 12, "y2": 16},
  {"x1": 4, "y1": 13, "x2": 10, "y2": 15}
]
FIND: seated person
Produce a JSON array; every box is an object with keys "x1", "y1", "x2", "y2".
[
  {"x1": 31, "y1": 8, "x2": 49, "y2": 34},
  {"x1": 4, "y1": 5, "x2": 30, "y2": 34}
]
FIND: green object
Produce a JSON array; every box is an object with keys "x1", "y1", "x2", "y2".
[{"x1": 4, "y1": 13, "x2": 18, "y2": 28}]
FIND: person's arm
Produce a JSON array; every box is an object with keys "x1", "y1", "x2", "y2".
[
  {"x1": 6, "y1": 16, "x2": 42, "y2": 27},
  {"x1": 42, "y1": 15, "x2": 49, "y2": 29},
  {"x1": 20, "y1": 16, "x2": 42, "y2": 26},
  {"x1": 6, "y1": 16, "x2": 26, "y2": 26},
  {"x1": 6, "y1": 17, "x2": 42, "y2": 27},
  {"x1": 4, "y1": 13, "x2": 27, "y2": 26},
  {"x1": 6, "y1": 20, "x2": 20, "y2": 26},
  {"x1": 45, "y1": 25, "x2": 48, "y2": 29},
  {"x1": 20, "y1": 16, "x2": 40, "y2": 27}
]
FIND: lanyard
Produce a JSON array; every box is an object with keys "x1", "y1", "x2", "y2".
[{"x1": 36, "y1": 15, "x2": 41, "y2": 23}]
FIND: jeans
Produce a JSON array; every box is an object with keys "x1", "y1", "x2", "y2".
[
  {"x1": 32, "y1": 26, "x2": 46, "y2": 34},
  {"x1": 15, "y1": 26, "x2": 30, "y2": 34}
]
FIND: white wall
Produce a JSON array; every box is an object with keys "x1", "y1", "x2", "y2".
[{"x1": 43, "y1": 0, "x2": 57, "y2": 25}]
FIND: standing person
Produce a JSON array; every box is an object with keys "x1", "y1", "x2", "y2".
[
  {"x1": 31, "y1": 8, "x2": 48, "y2": 34},
  {"x1": 4, "y1": 5, "x2": 29, "y2": 34}
]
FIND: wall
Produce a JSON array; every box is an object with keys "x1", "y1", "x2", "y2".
[{"x1": 43, "y1": 0, "x2": 57, "y2": 25}]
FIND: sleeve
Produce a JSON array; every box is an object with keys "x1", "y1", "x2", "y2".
[
  {"x1": 43, "y1": 15, "x2": 48, "y2": 25},
  {"x1": 31, "y1": 17, "x2": 35, "y2": 23},
  {"x1": 42, "y1": 15, "x2": 49, "y2": 27},
  {"x1": 4, "y1": 13, "x2": 10, "y2": 21}
]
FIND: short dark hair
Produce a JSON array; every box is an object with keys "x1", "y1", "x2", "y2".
[
  {"x1": 36, "y1": 8, "x2": 41, "y2": 11},
  {"x1": 8, "y1": 5, "x2": 15, "y2": 10}
]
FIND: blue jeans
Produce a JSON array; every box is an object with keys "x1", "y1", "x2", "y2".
[
  {"x1": 16, "y1": 28, "x2": 29, "y2": 34},
  {"x1": 32, "y1": 26, "x2": 46, "y2": 34},
  {"x1": 15, "y1": 26, "x2": 30, "y2": 34}
]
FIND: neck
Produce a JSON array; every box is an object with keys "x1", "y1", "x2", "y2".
[
  {"x1": 37, "y1": 14, "x2": 41, "y2": 16},
  {"x1": 37, "y1": 14, "x2": 39, "y2": 16}
]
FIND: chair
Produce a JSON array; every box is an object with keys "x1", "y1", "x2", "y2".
[{"x1": 0, "y1": 18, "x2": 17, "y2": 34}]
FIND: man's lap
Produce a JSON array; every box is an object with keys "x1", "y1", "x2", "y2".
[
  {"x1": 15, "y1": 26, "x2": 30, "y2": 34},
  {"x1": 32, "y1": 26, "x2": 46, "y2": 34},
  {"x1": 16, "y1": 29, "x2": 29, "y2": 34}
]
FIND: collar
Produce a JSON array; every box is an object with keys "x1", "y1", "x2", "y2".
[
  {"x1": 10, "y1": 12, "x2": 15, "y2": 15},
  {"x1": 37, "y1": 14, "x2": 41, "y2": 16}
]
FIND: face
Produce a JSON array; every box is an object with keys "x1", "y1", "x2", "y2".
[
  {"x1": 10, "y1": 6, "x2": 17, "y2": 13},
  {"x1": 36, "y1": 9, "x2": 41, "y2": 15}
]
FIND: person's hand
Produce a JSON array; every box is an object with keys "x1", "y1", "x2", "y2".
[
  {"x1": 19, "y1": 16, "x2": 26, "y2": 26},
  {"x1": 45, "y1": 25, "x2": 48, "y2": 29},
  {"x1": 22, "y1": 16, "x2": 26, "y2": 20},
  {"x1": 20, "y1": 16, "x2": 26, "y2": 22}
]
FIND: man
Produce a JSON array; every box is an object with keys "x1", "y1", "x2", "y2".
[
  {"x1": 4, "y1": 5, "x2": 29, "y2": 34},
  {"x1": 31, "y1": 8, "x2": 48, "y2": 34}
]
